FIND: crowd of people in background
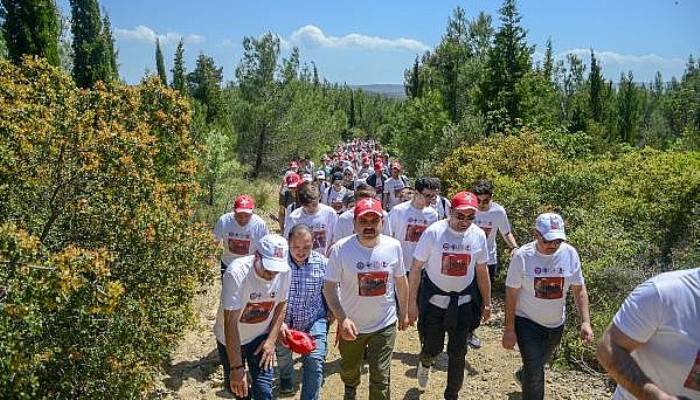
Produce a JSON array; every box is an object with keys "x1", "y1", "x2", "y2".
[{"x1": 212, "y1": 138, "x2": 699, "y2": 400}]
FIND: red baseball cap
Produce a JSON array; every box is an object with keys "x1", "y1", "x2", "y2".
[
  {"x1": 451, "y1": 191, "x2": 478, "y2": 211},
  {"x1": 285, "y1": 173, "x2": 302, "y2": 188},
  {"x1": 374, "y1": 160, "x2": 384, "y2": 171},
  {"x1": 354, "y1": 198, "x2": 383, "y2": 220},
  {"x1": 234, "y1": 194, "x2": 255, "y2": 214},
  {"x1": 283, "y1": 329, "x2": 316, "y2": 355}
]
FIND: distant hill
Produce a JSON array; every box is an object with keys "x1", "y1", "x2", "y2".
[{"x1": 351, "y1": 84, "x2": 406, "y2": 99}]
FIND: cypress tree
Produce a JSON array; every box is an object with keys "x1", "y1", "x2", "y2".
[
  {"x1": 171, "y1": 38, "x2": 186, "y2": 94},
  {"x1": 155, "y1": 37, "x2": 167, "y2": 85},
  {"x1": 102, "y1": 12, "x2": 118, "y2": 80},
  {"x1": 542, "y1": 38, "x2": 554, "y2": 82},
  {"x1": 70, "y1": 0, "x2": 111, "y2": 88},
  {"x1": 2, "y1": 0, "x2": 60, "y2": 66},
  {"x1": 589, "y1": 49, "x2": 604, "y2": 123}
]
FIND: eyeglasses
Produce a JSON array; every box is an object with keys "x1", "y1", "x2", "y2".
[{"x1": 536, "y1": 231, "x2": 564, "y2": 245}]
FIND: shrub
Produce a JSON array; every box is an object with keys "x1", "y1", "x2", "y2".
[{"x1": 0, "y1": 57, "x2": 214, "y2": 398}]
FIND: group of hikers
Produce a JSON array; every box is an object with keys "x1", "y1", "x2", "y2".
[{"x1": 212, "y1": 139, "x2": 699, "y2": 400}]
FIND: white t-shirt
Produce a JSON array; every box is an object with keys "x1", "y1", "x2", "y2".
[
  {"x1": 388, "y1": 201, "x2": 438, "y2": 272},
  {"x1": 505, "y1": 241, "x2": 584, "y2": 328},
  {"x1": 325, "y1": 235, "x2": 405, "y2": 334},
  {"x1": 612, "y1": 268, "x2": 700, "y2": 400},
  {"x1": 383, "y1": 176, "x2": 407, "y2": 210},
  {"x1": 324, "y1": 186, "x2": 348, "y2": 214},
  {"x1": 332, "y1": 207, "x2": 391, "y2": 244},
  {"x1": 214, "y1": 255, "x2": 291, "y2": 345},
  {"x1": 431, "y1": 195, "x2": 451, "y2": 220},
  {"x1": 284, "y1": 204, "x2": 338, "y2": 254},
  {"x1": 214, "y1": 213, "x2": 269, "y2": 266},
  {"x1": 413, "y1": 220, "x2": 488, "y2": 308},
  {"x1": 474, "y1": 202, "x2": 512, "y2": 265}
]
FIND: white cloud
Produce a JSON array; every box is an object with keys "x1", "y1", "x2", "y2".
[
  {"x1": 115, "y1": 25, "x2": 204, "y2": 46},
  {"x1": 561, "y1": 49, "x2": 684, "y2": 69},
  {"x1": 287, "y1": 24, "x2": 429, "y2": 52}
]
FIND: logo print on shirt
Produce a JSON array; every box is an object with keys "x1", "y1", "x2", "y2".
[
  {"x1": 357, "y1": 271, "x2": 389, "y2": 296},
  {"x1": 441, "y1": 253, "x2": 471, "y2": 277},
  {"x1": 533, "y1": 277, "x2": 564, "y2": 299},
  {"x1": 405, "y1": 224, "x2": 427, "y2": 242},
  {"x1": 356, "y1": 262, "x2": 365, "y2": 270},
  {"x1": 239, "y1": 301, "x2": 275, "y2": 324},
  {"x1": 684, "y1": 350, "x2": 700, "y2": 391}
]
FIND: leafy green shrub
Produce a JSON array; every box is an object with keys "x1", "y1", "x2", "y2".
[{"x1": 0, "y1": 57, "x2": 214, "y2": 398}]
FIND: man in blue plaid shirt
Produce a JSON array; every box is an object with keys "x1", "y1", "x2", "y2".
[{"x1": 276, "y1": 224, "x2": 329, "y2": 399}]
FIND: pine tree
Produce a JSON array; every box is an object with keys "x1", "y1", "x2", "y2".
[
  {"x1": 2, "y1": 0, "x2": 60, "y2": 66},
  {"x1": 312, "y1": 61, "x2": 320, "y2": 86},
  {"x1": 348, "y1": 91, "x2": 356, "y2": 128},
  {"x1": 617, "y1": 71, "x2": 640, "y2": 144},
  {"x1": 542, "y1": 38, "x2": 554, "y2": 81},
  {"x1": 102, "y1": 12, "x2": 118, "y2": 80},
  {"x1": 404, "y1": 55, "x2": 421, "y2": 98},
  {"x1": 188, "y1": 52, "x2": 223, "y2": 123},
  {"x1": 589, "y1": 49, "x2": 604, "y2": 123},
  {"x1": 479, "y1": 0, "x2": 533, "y2": 132},
  {"x1": 171, "y1": 38, "x2": 186, "y2": 94},
  {"x1": 70, "y1": 0, "x2": 111, "y2": 88},
  {"x1": 155, "y1": 37, "x2": 167, "y2": 85}
]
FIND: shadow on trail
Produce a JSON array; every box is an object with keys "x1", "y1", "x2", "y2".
[{"x1": 162, "y1": 348, "x2": 220, "y2": 391}]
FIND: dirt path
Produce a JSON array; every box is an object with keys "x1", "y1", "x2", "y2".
[{"x1": 151, "y1": 276, "x2": 612, "y2": 400}]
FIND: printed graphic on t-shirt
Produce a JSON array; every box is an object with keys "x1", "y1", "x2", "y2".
[
  {"x1": 441, "y1": 253, "x2": 471, "y2": 276},
  {"x1": 312, "y1": 230, "x2": 327, "y2": 250},
  {"x1": 684, "y1": 350, "x2": 700, "y2": 391},
  {"x1": 533, "y1": 277, "x2": 564, "y2": 299},
  {"x1": 228, "y1": 238, "x2": 251, "y2": 256},
  {"x1": 239, "y1": 301, "x2": 275, "y2": 324},
  {"x1": 357, "y1": 271, "x2": 389, "y2": 296},
  {"x1": 405, "y1": 224, "x2": 427, "y2": 242}
]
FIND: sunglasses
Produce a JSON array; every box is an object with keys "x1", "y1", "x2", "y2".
[{"x1": 453, "y1": 212, "x2": 476, "y2": 221}]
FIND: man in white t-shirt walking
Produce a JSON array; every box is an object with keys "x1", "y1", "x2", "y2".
[
  {"x1": 388, "y1": 177, "x2": 439, "y2": 275},
  {"x1": 597, "y1": 268, "x2": 700, "y2": 400},
  {"x1": 324, "y1": 198, "x2": 409, "y2": 400},
  {"x1": 323, "y1": 172, "x2": 348, "y2": 215},
  {"x1": 382, "y1": 161, "x2": 408, "y2": 211},
  {"x1": 501, "y1": 213, "x2": 593, "y2": 400},
  {"x1": 214, "y1": 234, "x2": 291, "y2": 400},
  {"x1": 284, "y1": 184, "x2": 338, "y2": 255},
  {"x1": 407, "y1": 191, "x2": 492, "y2": 400},
  {"x1": 214, "y1": 194, "x2": 269, "y2": 277}
]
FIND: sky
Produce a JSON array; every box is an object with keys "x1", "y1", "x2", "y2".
[{"x1": 56, "y1": 0, "x2": 700, "y2": 85}]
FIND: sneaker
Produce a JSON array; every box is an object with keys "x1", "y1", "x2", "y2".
[
  {"x1": 343, "y1": 385, "x2": 357, "y2": 400},
  {"x1": 278, "y1": 378, "x2": 294, "y2": 396},
  {"x1": 514, "y1": 368, "x2": 523, "y2": 386},
  {"x1": 468, "y1": 334, "x2": 482, "y2": 349},
  {"x1": 417, "y1": 362, "x2": 430, "y2": 389}
]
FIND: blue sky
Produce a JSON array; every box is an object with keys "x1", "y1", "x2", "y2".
[{"x1": 57, "y1": 0, "x2": 699, "y2": 85}]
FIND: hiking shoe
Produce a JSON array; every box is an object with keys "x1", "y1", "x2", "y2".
[
  {"x1": 343, "y1": 385, "x2": 357, "y2": 400},
  {"x1": 468, "y1": 334, "x2": 482, "y2": 349},
  {"x1": 514, "y1": 368, "x2": 523, "y2": 386},
  {"x1": 417, "y1": 362, "x2": 430, "y2": 389}
]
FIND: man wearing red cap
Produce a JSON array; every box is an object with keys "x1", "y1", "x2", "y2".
[
  {"x1": 365, "y1": 160, "x2": 388, "y2": 203},
  {"x1": 324, "y1": 198, "x2": 410, "y2": 400},
  {"x1": 214, "y1": 194, "x2": 270, "y2": 277},
  {"x1": 407, "y1": 191, "x2": 492, "y2": 400},
  {"x1": 382, "y1": 162, "x2": 408, "y2": 211},
  {"x1": 502, "y1": 213, "x2": 592, "y2": 400},
  {"x1": 278, "y1": 173, "x2": 303, "y2": 232}
]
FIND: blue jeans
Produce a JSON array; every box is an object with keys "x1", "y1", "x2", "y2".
[
  {"x1": 216, "y1": 333, "x2": 274, "y2": 400},
  {"x1": 276, "y1": 318, "x2": 328, "y2": 400},
  {"x1": 515, "y1": 316, "x2": 564, "y2": 400}
]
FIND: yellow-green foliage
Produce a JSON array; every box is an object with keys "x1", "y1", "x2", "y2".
[
  {"x1": 436, "y1": 129, "x2": 700, "y2": 370},
  {"x1": 0, "y1": 57, "x2": 215, "y2": 398}
]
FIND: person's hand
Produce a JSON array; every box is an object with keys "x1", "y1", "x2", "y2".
[
  {"x1": 398, "y1": 309, "x2": 410, "y2": 331},
  {"x1": 339, "y1": 318, "x2": 358, "y2": 341},
  {"x1": 502, "y1": 328, "x2": 517, "y2": 350},
  {"x1": 580, "y1": 322, "x2": 594, "y2": 344},
  {"x1": 230, "y1": 367, "x2": 248, "y2": 398},
  {"x1": 254, "y1": 339, "x2": 277, "y2": 370},
  {"x1": 279, "y1": 323, "x2": 290, "y2": 345},
  {"x1": 408, "y1": 301, "x2": 419, "y2": 326},
  {"x1": 481, "y1": 304, "x2": 492, "y2": 323}
]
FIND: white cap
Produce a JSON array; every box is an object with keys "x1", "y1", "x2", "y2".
[
  {"x1": 316, "y1": 170, "x2": 326, "y2": 179},
  {"x1": 535, "y1": 213, "x2": 567, "y2": 241},
  {"x1": 302, "y1": 173, "x2": 313, "y2": 183},
  {"x1": 258, "y1": 234, "x2": 290, "y2": 272}
]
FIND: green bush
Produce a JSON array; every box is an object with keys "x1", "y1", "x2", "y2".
[
  {"x1": 0, "y1": 58, "x2": 214, "y2": 398},
  {"x1": 435, "y1": 129, "x2": 700, "y2": 370}
]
